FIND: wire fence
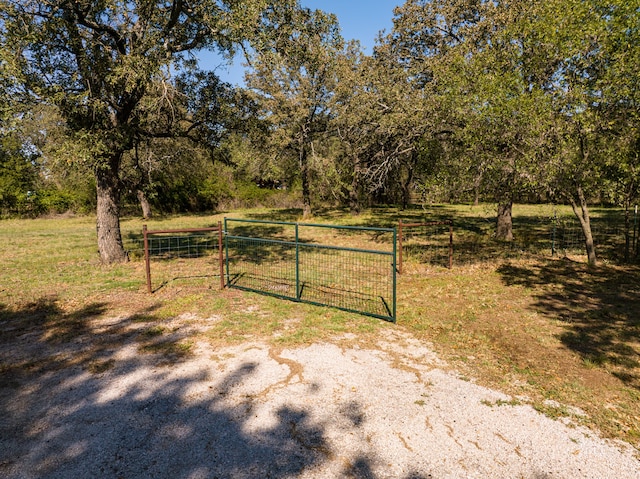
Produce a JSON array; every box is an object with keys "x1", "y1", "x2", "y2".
[
  {"x1": 122, "y1": 207, "x2": 637, "y2": 297},
  {"x1": 452, "y1": 217, "x2": 554, "y2": 265},
  {"x1": 138, "y1": 224, "x2": 224, "y2": 292},
  {"x1": 552, "y1": 216, "x2": 637, "y2": 262},
  {"x1": 298, "y1": 243, "x2": 394, "y2": 319},
  {"x1": 398, "y1": 211, "x2": 640, "y2": 269},
  {"x1": 225, "y1": 235, "x2": 297, "y2": 295},
  {"x1": 398, "y1": 220, "x2": 452, "y2": 273}
]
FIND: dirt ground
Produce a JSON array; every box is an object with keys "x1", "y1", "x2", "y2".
[{"x1": 1, "y1": 310, "x2": 639, "y2": 479}]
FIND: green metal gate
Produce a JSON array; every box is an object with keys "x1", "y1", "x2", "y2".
[{"x1": 224, "y1": 218, "x2": 397, "y2": 322}]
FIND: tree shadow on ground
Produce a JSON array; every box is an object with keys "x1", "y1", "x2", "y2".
[
  {"x1": 0, "y1": 298, "x2": 328, "y2": 478},
  {"x1": 496, "y1": 260, "x2": 640, "y2": 389},
  {"x1": 247, "y1": 208, "x2": 303, "y2": 222},
  {"x1": 366, "y1": 206, "x2": 560, "y2": 266},
  {"x1": 0, "y1": 299, "x2": 423, "y2": 478}
]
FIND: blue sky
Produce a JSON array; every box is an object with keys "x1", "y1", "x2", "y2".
[
  {"x1": 302, "y1": 0, "x2": 398, "y2": 51},
  {"x1": 198, "y1": 1, "x2": 401, "y2": 85}
]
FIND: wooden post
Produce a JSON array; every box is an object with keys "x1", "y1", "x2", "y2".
[{"x1": 448, "y1": 221, "x2": 453, "y2": 269}]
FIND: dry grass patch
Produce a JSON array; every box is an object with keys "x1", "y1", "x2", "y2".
[
  {"x1": 2, "y1": 209, "x2": 639, "y2": 449},
  {"x1": 398, "y1": 258, "x2": 640, "y2": 447},
  {"x1": 86, "y1": 358, "x2": 116, "y2": 374}
]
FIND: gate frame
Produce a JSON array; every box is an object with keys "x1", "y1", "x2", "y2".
[{"x1": 224, "y1": 218, "x2": 397, "y2": 322}]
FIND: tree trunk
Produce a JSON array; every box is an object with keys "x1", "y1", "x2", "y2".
[
  {"x1": 569, "y1": 184, "x2": 597, "y2": 267},
  {"x1": 496, "y1": 202, "x2": 514, "y2": 241},
  {"x1": 349, "y1": 158, "x2": 361, "y2": 216},
  {"x1": 401, "y1": 164, "x2": 414, "y2": 211},
  {"x1": 137, "y1": 189, "x2": 153, "y2": 219},
  {"x1": 300, "y1": 145, "x2": 311, "y2": 219},
  {"x1": 95, "y1": 157, "x2": 127, "y2": 264},
  {"x1": 473, "y1": 166, "x2": 483, "y2": 206}
]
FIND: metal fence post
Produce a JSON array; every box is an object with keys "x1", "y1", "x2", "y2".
[
  {"x1": 392, "y1": 227, "x2": 397, "y2": 323},
  {"x1": 143, "y1": 225, "x2": 152, "y2": 293},
  {"x1": 295, "y1": 223, "x2": 300, "y2": 300},
  {"x1": 224, "y1": 217, "x2": 230, "y2": 287},
  {"x1": 398, "y1": 219, "x2": 403, "y2": 274},
  {"x1": 218, "y1": 221, "x2": 224, "y2": 289}
]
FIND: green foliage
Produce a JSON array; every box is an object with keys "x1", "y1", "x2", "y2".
[
  {"x1": 234, "y1": 182, "x2": 273, "y2": 204},
  {"x1": 366, "y1": 0, "x2": 640, "y2": 263},
  {"x1": 0, "y1": 134, "x2": 39, "y2": 216},
  {"x1": 0, "y1": 0, "x2": 287, "y2": 261},
  {"x1": 1, "y1": 0, "x2": 638, "y2": 259},
  {"x1": 246, "y1": 3, "x2": 346, "y2": 216}
]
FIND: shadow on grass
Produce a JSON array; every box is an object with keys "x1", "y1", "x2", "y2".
[
  {"x1": 228, "y1": 270, "x2": 395, "y2": 322},
  {"x1": 0, "y1": 298, "x2": 106, "y2": 350},
  {"x1": 151, "y1": 273, "x2": 222, "y2": 293},
  {"x1": 496, "y1": 260, "x2": 640, "y2": 389},
  {"x1": 0, "y1": 299, "x2": 420, "y2": 478},
  {"x1": 247, "y1": 208, "x2": 303, "y2": 222}
]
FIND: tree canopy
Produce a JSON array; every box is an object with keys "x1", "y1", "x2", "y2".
[
  {"x1": 1, "y1": 0, "x2": 638, "y2": 266},
  {"x1": 0, "y1": 0, "x2": 286, "y2": 262}
]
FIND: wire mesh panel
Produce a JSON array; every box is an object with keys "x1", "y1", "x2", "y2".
[
  {"x1": 399, "y1": 221, "x2": 452, "y2": 271},
  {"x1": 298, "y1": 244, "x2": 394, "y2": 319},
  {"x1": 143, "y1": 225, "x2": 224, "y2": 293},
  {"x1": 224, "y1": 218, "x2": 396, "y2": 322},
  {"x1": 399, "y1": 217, "x2": 553, "y2": 267},
  {"x1": 147, "y1": 233, "x2": 219, "y2": 259},
  {"x1": 553, "y1": 217, "x2": 628, "y2": 261},
  {"x1": 226, "y1": 236, "x2": 297, "y2": 297}
]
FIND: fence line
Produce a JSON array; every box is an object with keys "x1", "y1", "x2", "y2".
[
  {"x1": 551, "y1": 216, "x2": 636, "y2": 262},
  {"x1": 143, "y1": 223, "x2": 224, "y2": 293},
  {"x1": 396, "y1": 211, "x2": 639, "y2": 269}
]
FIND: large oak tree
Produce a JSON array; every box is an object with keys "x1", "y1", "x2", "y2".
[{"x1": 0, "y1": 0, "x2": 277, "y2": 262}]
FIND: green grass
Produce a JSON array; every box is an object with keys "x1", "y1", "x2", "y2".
[{"x1": 1, "y1": 206, "x2": 640, "y2": 449}]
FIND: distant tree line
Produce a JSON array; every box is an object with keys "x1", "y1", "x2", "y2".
[{"x1": 1, "y1": 0, "x2": 638, "y2": 266}]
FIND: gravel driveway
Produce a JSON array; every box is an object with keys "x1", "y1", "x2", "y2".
[{"x1": 1, "y1": 322, "x2": 638, "y2": 479}]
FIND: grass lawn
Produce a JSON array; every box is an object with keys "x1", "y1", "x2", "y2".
[{"x1": 1, "y1": 205, "x2": 639, "y2": 449}]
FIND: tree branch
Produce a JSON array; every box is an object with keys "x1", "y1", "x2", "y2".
[{"x1": 69, "y1": 1, "x2": 128, "y2": 54}]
